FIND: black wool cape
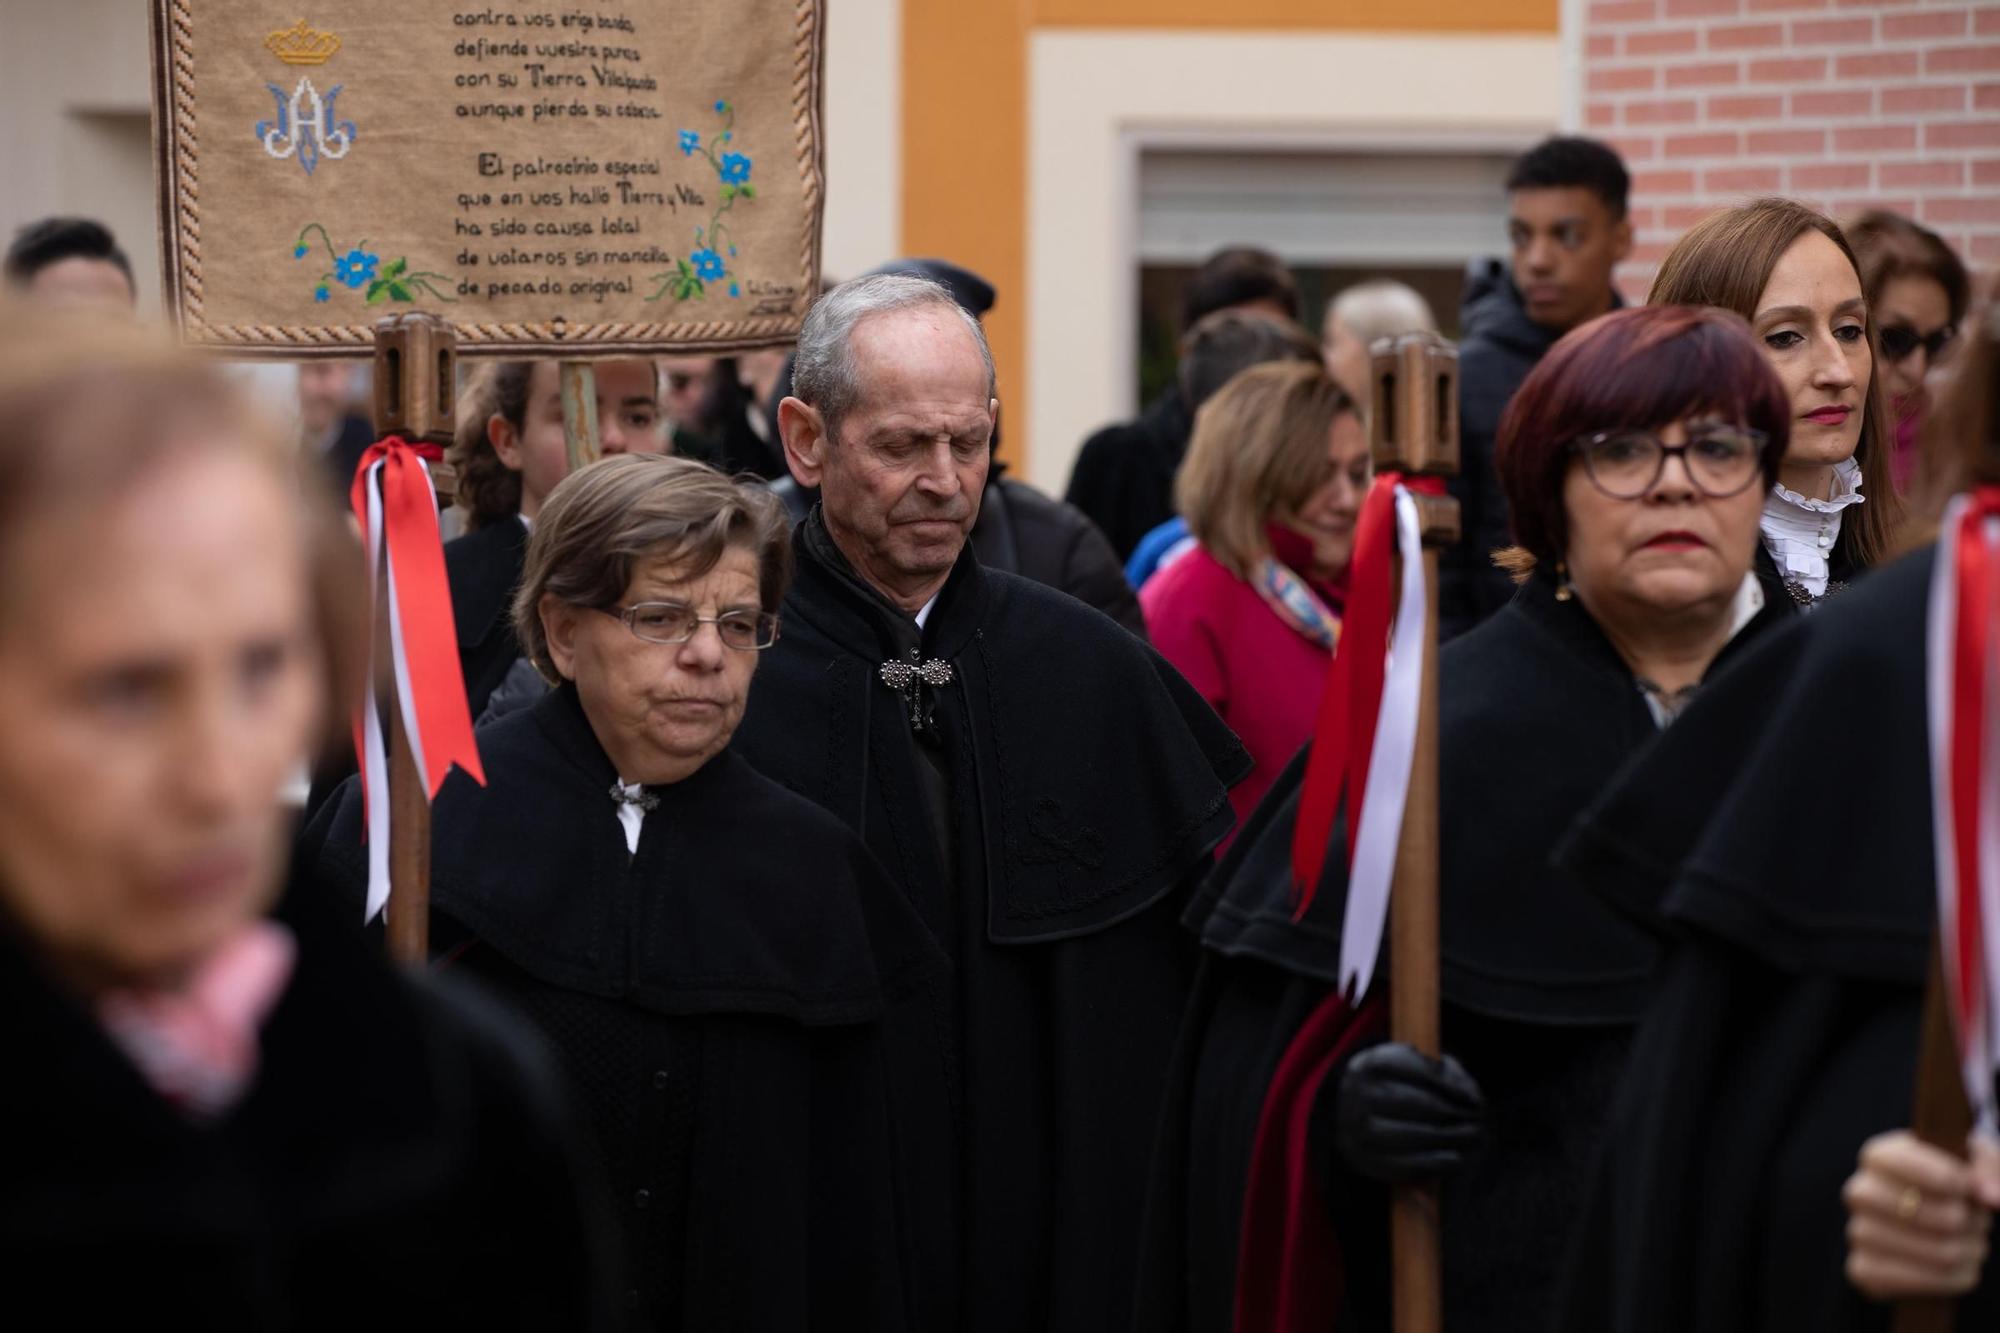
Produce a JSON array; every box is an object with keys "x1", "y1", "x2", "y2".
[
  {"x1": 1137, "y1": 573, "x2": 1787, "y2": 1333},
  {"x1": 730, "y1": 523, "x2": 1251, "y2": 1333},
  {"x1": 0, "y1": 858, "x2": 614, "y2": 1330},
  {"x1": 1554, "y1": 545, "x2": 1999, "y2": 1331},
  {"x1": 309, "y1": 683, "x2": 956, "y2": 1331}
]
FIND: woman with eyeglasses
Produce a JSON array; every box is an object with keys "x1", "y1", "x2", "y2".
[
  {"x1": 1136, "y1": 305, "x2": 1791, "y2": 1333},
  {"x1": 307, "y1": 454, "x2": 953, "y2": 1331},
  {"x1": 1846, "y1": 210, "x2": 1971, "y2": 499},
  {"x1": 1649, "y1": 197, "x2": 1903, "y2": 609}
]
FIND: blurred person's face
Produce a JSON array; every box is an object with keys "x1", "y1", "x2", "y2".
[
  {"x1": 1874, "y1": 273, "x2": 1955, "y2": 405},
  {"x1": 1752, "y1": 231, "x2": 1870, "y2": 497},
  {"x1": 1281, "y1": 413, "x2": 1372, "y2": 581},
  {"x1": 778, "y1": 306, "x2": 997, "y2": 612},
  {"x1": 540, "y1": 544, "x2": 763, "y2": 785},
  {"x1": 1563, "y1": 417, "x2": 1766, "y2": 623},
  {"x1": 297, "y1": 361, "x2": 356, "y2": 441},
  {"x1": 658, "y1": 356, "x2": 714, "y2": 430},
  {"x1": 0, "y1": 446, "x2": 319, "y2": 991},
  {"x1": 21, "y1": 257, "x2": 136, "y2": 311},
  {"x1": 1507, "y1": 188, "x2": 1631, "y2": 332},
  {"x1": 1323, "y1": 316, "x2": 1375, "y2": 403},
  {"x1": 490, "y1": 359, "x2": 666, "y2": 519}
]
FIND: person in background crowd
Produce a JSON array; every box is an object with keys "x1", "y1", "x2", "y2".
[
  {"x1": 1553, "y1": 293, "x2": 2000, "y2": 1333},
  {"x1": 1124, "y1": 310, "x2": 1326, "y2": 590},
  {"x1": 307, "y1": 455, "x2": 952, "y2": 1330},
  {"x1": 770, "y1": 257, "x2": 1148, "y2": 637},
  {"x1": 656, "y1": 354, "x2": 715, "y2": 454},
  {"x1": 1650, "y1": 197, "x2": 1900, "y2": 610},
  {"x1": 1138, "y1": 306, "x2": 1791, "y2": 1333},
  {"x1": 674, "y1": 352, "x2": 791, "y2": 480},
  {"x1": 1068, "y1": 246, "x2": 1301, "y2": 560},
  {"x1": 443, "y1": 358, "x2": 667, "y2": 721},
  {"x1": 737, "y1": 274, "x2": 1250, "y2": 1333},
  {"x1": 1321, "y1": 278, "x2": 1438, "y2": 403},
  {"x1": 0, "y1": 305, "x2": 611, "y2": 1326},
  {"x1": 1446, "y1": 136, "x2": 1632, "y2": 640},
  {"x1": 1846, "y1": 210, "x2": 1971, "y2": 499},
  {"x1": 3, "y1": 216, "x2": 138, "y2": 311},
  {"x1": 1140, "y1": 361, "x2": 1368, "y2": 838},
  {"x1": 297, "y1": 360, "x2": 374, "y2": 496}
]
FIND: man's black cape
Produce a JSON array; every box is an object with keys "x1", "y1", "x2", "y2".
[
  {"x1": 308, "y1": 684, "x2": 956, "y2": 1330},
  {"x1": 730, "y1": 514, "x2": 1250, "y2": 1332},
  {"x1": 1553, "y1": 545, "x2": 1999, "y2": 1330},
  {"x1": 1137, "y1": 571, "x2": 1786, "y2": 1332}
]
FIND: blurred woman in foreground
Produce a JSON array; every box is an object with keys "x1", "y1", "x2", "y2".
[{"x1": 0, "y1": 306, "x2": 609, "y2": 1327}]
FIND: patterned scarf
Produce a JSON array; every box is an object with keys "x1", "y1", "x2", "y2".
[{"x1": 1255, "y1": 523, "x2": 1346, "y2": 651}]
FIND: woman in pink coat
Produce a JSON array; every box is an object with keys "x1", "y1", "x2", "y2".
[{"x1": 1141, "y1": 360, "x2": 1369, "y2": 837}]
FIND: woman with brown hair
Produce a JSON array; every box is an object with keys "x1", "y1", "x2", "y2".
[
  {"x1": 1554, "y1": 293, "x2": 2000, "y2": 1333},
  {"x1": 308, "y1": 453, "x2": 954, "y2": 1330},
  {"x1": 445, "y1": 357, "x2": 668, "y2": 718},
  {"x1": 0, "y1": 306, "x2": 611, "y2": 1325},
  {"x1": 1140, "y1": 360, "x2": 1369, "y2": 832},
  {"x1": 1846, "y1": 209, "x2": 1972, "y2": 497},
  {"x1": 1649, "y1": 197, "x2": 1902, "y2": 608}
]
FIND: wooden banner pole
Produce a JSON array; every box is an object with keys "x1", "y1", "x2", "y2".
[
  {"x1": 561, "y1": 360, "x2": 601, "y2": 473},
  {"x1": 1892, "y1": 941, "x2": 1974, "y2": 1333},
  {"x1": 369, "y1": 312, "x2": 459, "y2": 965},
  {"x1": 1372, "y1": 332, "x2": 1461, "y2": 1333}
]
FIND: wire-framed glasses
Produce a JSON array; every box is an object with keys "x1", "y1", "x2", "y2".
[
  {"x1": 604, "y1": 602, "x2": 780, "y2": 651},
  {"x1": 1570, "y1": 425, "x2": 1766, "y2": 501}
]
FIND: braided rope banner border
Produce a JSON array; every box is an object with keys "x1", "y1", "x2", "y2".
[{"x1": 150, "y1": 0, "x2": 825, "y2": 358}]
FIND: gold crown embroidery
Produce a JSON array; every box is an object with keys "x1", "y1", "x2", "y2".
[{"x1": 265, "y1": 19, "x2": 341, "y2": 66}]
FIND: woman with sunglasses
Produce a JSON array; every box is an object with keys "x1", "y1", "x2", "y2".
[
  {"x1": 1847, "y1": 210, "x2": 1972, "y2": 499},
  {"x1": 1649, "y1": 198, "x2": 1903, "y2": 610},
  {"x1": 307, "y1": 454, "x2": 953, "y2": 1331},
  {"x1": 1137, "y1": 306, "x2": 1791, "y2": 1333}
]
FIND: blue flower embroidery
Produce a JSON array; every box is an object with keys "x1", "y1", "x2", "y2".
[
  {"x1": 678, "y1": 129, "x2": 699, "y2": 155},
  {"x1": 314, "y1": 285, "x2": 331, "y2": 302},
  {"x1": 691, "y1": 248, "x2": 726, "y2": 282},
  {"x1": 293, "y1": 244, "x2": 309, "y2": 259},
  {"x1": 729, "y1": 282, "x2": 740, "y2": 298},
  {"x1": 719, "y1": 152, "x2": 752, "y2": 185},
  {"x1": 334, "y1": 249, "x2": 378, "y2": 289},
  {"x1": 714, "y1": 99, "x2": 727, "y2": 112},
  {"x1": 728, "y1": 246, "x2": 737, "y2": 257}
]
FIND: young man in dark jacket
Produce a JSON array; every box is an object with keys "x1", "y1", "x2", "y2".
[{"x1": 1443, "y1": 136, "x2": 1632, "y2": 639}]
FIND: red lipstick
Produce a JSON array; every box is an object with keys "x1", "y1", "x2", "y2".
[{"x1": 1803, "y1": 405, "x2": 1852, "y2": 427}]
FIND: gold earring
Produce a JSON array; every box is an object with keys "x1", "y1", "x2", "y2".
[{"x1": 1554, "y1": 560, "x2": 1574, "y2": 602}]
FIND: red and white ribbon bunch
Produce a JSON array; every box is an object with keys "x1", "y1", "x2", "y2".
[
  {"x1": 1291, "y1": 474, "x2": 1430, "y2": 1002},
  {"x1": 1928, "y1": 486, "x2": 2000, "y2": 1133},
  {"x1": 348, "y1": 438, "x2": 486, "y2": 923}
]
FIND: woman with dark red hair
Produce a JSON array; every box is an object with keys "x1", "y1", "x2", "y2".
[{"x1": 1136, "y1": 304, "x2": 1792, "y2": 1332}]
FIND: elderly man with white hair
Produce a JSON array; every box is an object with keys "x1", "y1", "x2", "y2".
[{"x1": 732, "y1": 273, "x2": 1251, "y2": 1332}]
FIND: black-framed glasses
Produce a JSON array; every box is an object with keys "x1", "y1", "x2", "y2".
[
  {"x1": 1570, "y1": 425, "x2": 1767, "y2": 500},
  {"x1": 602, "y1": 602, "x2": 780, "y2": 651},
  {"x1": 1879, "y1": 322, "x2": 1956, "y2": 365}
]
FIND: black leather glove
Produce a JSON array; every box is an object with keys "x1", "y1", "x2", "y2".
[{"x1": 1328, "y1": 1041, "x2": 1485, "y2": 1184}]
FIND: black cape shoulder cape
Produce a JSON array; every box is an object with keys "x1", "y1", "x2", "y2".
[
  {"x1": 0, "y1": 855, "x2": 613, "y2": 1329},
  {"x1": 1554, "y1": 545, "x2": 1999, "y2": 1330},
  {"x1": 1140, "y1": 573, "x2": 1788, "y2": 1331},
  {"x1": 730, "y1": 522, "x2": 1249, "y2": 1333},
  {"x1": 310, "y1": 684, "x2": 956, "y2": 1330}
]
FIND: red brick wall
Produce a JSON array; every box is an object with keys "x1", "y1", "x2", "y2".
[{"x1": 1582, "y1": 0, "x2": 1999, "y2": 300}]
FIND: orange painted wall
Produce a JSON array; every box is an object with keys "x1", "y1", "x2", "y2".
[{"x1": 900, "y1": 0, "x2": 1560, "y2": 465}]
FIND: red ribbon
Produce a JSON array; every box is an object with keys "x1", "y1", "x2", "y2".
[
  {"x1": 1290, "y1": 473, "x2": 1441, "y2": 916},
  {"x1": 348, "y1": 437, "x2": 486, "y2": 798},
  {"x1": 1947, "y1": 486, "x2": 2000, "y2": 1071}
]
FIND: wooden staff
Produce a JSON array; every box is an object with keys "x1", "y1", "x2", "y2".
[
  {"x1": 560, "y1": 360, "x2": 601, "y2": 471},
  {"x1": 1370, "y1": 332, "x2": 1461, "y2": 1333},
  {"x1": 1893, "y1": 941, "x2": 1975, "y2": 1333},
  {"x1": 369, "y1": 312, "x2": 459, "y2": 964}
]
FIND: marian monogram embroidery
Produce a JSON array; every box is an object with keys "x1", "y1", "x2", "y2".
[{"x1": 254, "y1": 22, "x2": 355, "y2": 178}]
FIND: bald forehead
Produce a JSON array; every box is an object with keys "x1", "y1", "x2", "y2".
[{"x1": 848, "y1": 305, "x2": 989, "y2": 392}]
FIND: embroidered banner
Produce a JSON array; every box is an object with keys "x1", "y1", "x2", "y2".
[{"x1": 149, "y1": 1, "x2": 824, "y2": 357}]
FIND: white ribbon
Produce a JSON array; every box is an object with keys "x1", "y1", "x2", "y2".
[{"x1": 1337, "y1": 485, "x2": 1428, "y2": 1002}]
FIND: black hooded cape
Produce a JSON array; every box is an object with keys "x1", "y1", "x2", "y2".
[
  {"x1": 1553, "y1": 545, "x2": 1999, "y2": 1331},
  {"x1": 1137, "y1": 571, "x2": 1786, "y2": 1332},
  {"x1": 729, "y1": 513, "x2": 1250, "y2": 1332},
  {"x1": 0, "y1": 852, "x2": 613, "y2": 1329},
  {"x1": 308, "y1": 684, "x2": 956, "y2": 1331}
]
